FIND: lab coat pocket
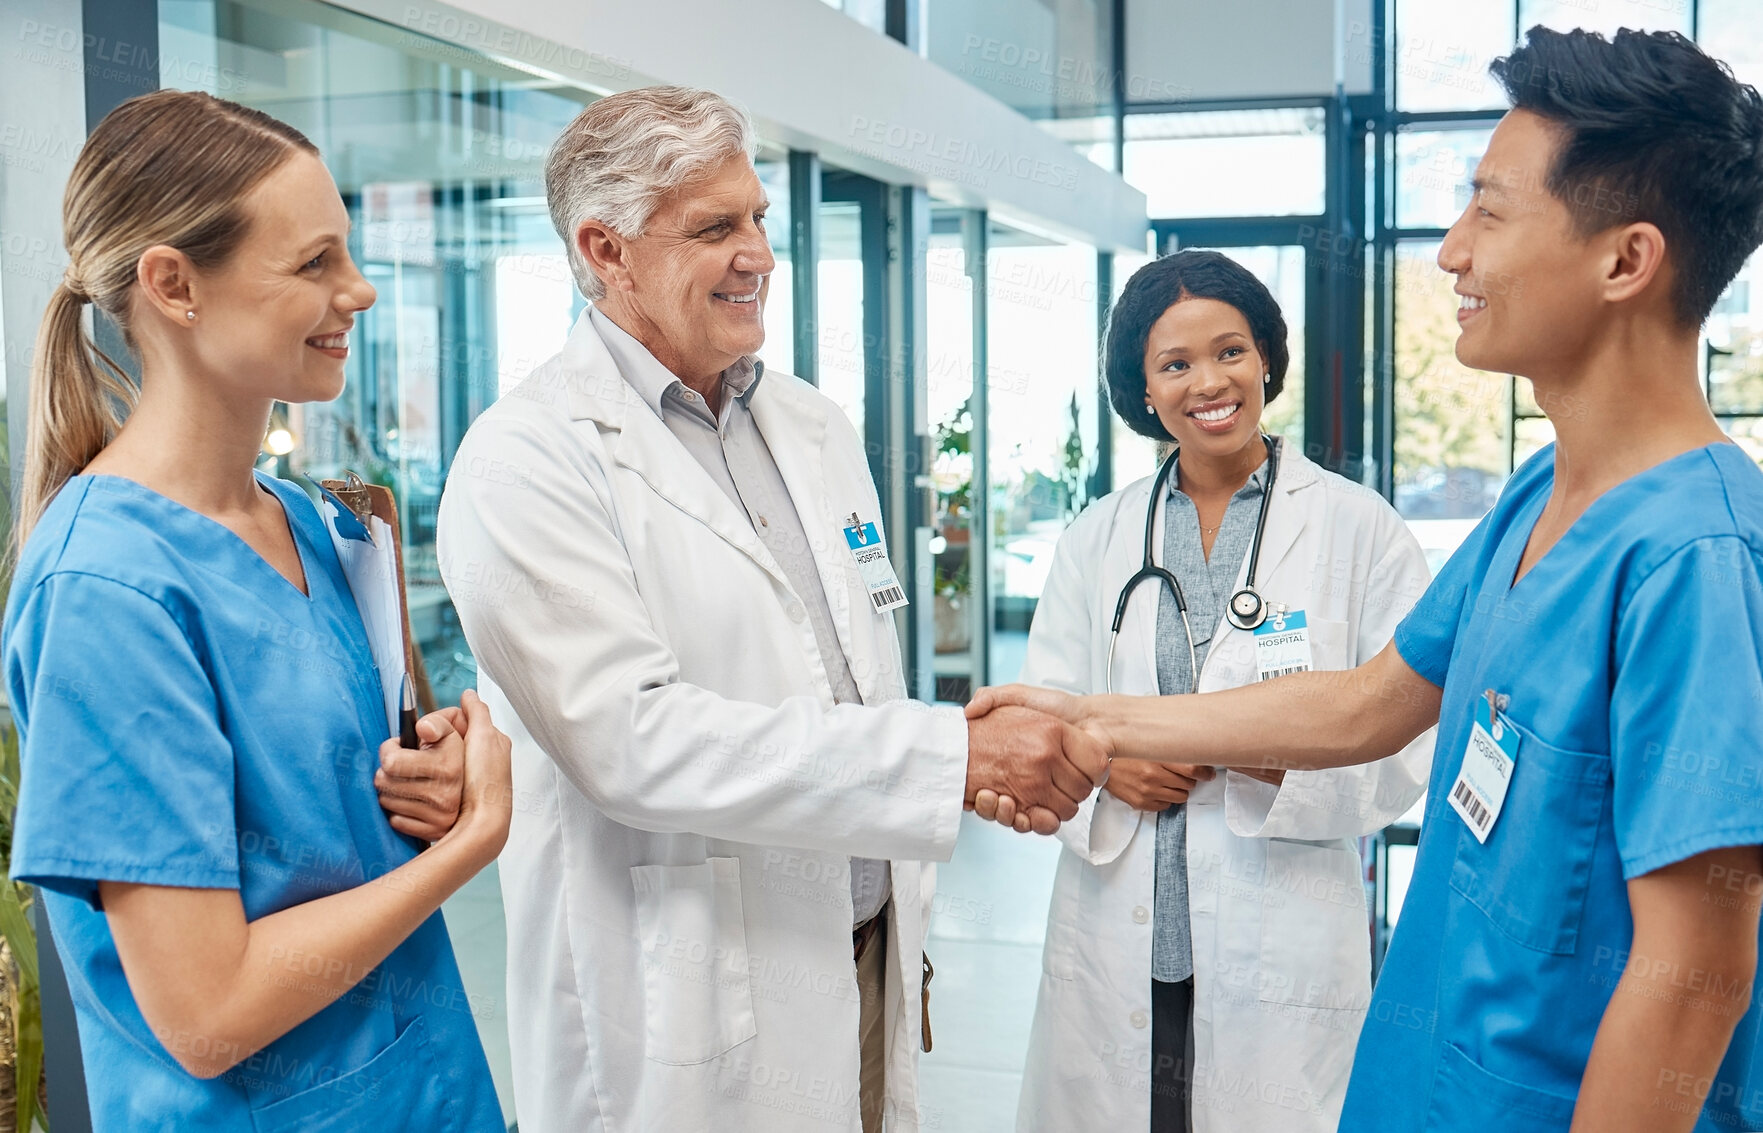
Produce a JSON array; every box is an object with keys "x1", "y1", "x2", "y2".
[
  {"x1": 1446, "y1": 721, "x2": 1609, "y2": 955},
  {"x1": 249, "y1": 1015, "x2": 443, "y2": 1133},
  {"x1": 630, "y1": 857, "x2": 759, "y2": 1065},
  {"x1": 1257, "y1": 839, "x2": 1371, "y2": 1008},
  {"x1": 1421, "y1": 1042, "x2": 1577, "y2": 1132}
]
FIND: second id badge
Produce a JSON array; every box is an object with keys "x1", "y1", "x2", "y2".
[
  {"x1": 1448, "y1": 691, "x2": 1519, "y2": 844},
  {"x1": 843, "y1": 515, "x2": 908, "y2": 613},
  {"x1": 1253, "y1": 606, "x2": 1312, "y2": 680}
]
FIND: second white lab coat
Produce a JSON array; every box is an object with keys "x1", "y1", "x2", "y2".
[
  {"x1": 437, "y1": 310, "x2": 969, "y2": 1132},
  {"x1": 1016, "y1": 442, "x2": 1435, "y2": 1133}
]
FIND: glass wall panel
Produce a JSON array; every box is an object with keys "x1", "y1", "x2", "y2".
[
  {"x1": 820, "y1": 0, "x2": 889, "y2": 35},
  {"x1": 1392, "y1": 0, "x2": 1513, "y2": 113},
  {"x1": 925, "y1": 212, "x2": 982, "y2": 702},
  {"x1": 1519, "y1": 0, "x2": 1691, "y2": 38},
  {"x1": 1395, "y1": 127, "x2": 1493, "y2": 231},
  {"x1": 1123, "y1": 108, "x2": 1327, "y2": 219},
  {"x1": 1724, "y1": 417, "x2": 1763, "y2": 466},
  {"x1": 1700, "y1": 0, "x2": 1763, "y2": 90},
  {"x1": 1039, "y1": 113, "x2": 1121, "y2": 173},
  {"x1": 817, "y1": 200, "x2": 869, "y2": 434},
  {"x1": 1110, "y1": 248, "x2": 1162, "y2": 488},
  {"x1": 928, "y1": 0, "x2": 1117, "y2": 133},
  {"x1": 1230, "y1": 245, "x2": 1306, "y2": 444},
  {"x1": 1707, "y1": 249, "x2": 1763, "y2": 415},
  {"x1": 986, "y1": 227, "x2": 1098, "y2": 683},
  {"x1": 755, "y1": 148, "x2": 796, "y2": 376},
  {"x1": 1391, "y1": 240, "x2": 1511, "y2": 572},
  {"x1": 1513, "y1": 414, "x2": 1556, "y2": 468}
]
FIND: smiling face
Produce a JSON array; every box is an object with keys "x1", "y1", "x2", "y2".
[
  {"x1": 176, "y1": 150, "x2": 376, "y2": 405},
  {"x1": 585, "y1": 156, "x2": 775, "y2": 382},
  {"x1": 1142, "y1": 296, "x2": 1269, "y2": 461},
  {"x1": 1438, "y1": 109, "x2": 1610, "y2": 382}
]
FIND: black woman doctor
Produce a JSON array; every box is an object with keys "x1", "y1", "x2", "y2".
[{"x1": 1006, "y1": 250, "x2": 1435, "y2": 1133}]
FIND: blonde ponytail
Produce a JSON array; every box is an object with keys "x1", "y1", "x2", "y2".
[
  {"x1": 17, "y1": 283, "x2": 138, "y2": 549},
  {"x1": 13, "y1": 89, "x2": 318, "y2": 550}
]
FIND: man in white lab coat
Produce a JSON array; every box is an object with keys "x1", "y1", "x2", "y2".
[{"x1": 436, "y1": 86, "x2": 1106, "y2": 1133}]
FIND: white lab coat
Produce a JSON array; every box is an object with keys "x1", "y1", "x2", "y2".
[
  {"x1": 436, "y1": 310, "x2": 969, "y2": 1133},
  {"x1": 1016, "y1": 443, "x2": 1435, "y2": 1133}
]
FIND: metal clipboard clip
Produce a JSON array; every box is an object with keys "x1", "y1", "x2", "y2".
[{"x1": 315, "y1": 470, "x2": 375, "y2": 545}]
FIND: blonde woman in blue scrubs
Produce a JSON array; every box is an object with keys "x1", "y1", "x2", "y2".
[{"x1": 5, "y1": 90, "x2": 510, "y2": 1130}]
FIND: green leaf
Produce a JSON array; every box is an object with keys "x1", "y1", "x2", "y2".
[{"x1": 0, "y1": 881, "x2": 42, "y2": 1132}]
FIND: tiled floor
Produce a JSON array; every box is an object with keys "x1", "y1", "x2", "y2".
[{"x1": 918, "y1": 813, "x2": 1064, "y2": 1133}]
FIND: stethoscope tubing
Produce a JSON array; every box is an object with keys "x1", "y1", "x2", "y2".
[{"x1": 1104, "y1": 434, "x2": 1280, "y2": 695}]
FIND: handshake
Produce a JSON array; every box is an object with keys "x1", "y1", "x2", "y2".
[{"x1": 962, "y1": 685, "x2": 1109, "y2": 835}]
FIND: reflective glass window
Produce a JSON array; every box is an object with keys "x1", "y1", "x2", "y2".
[
  {"x1": 1124, "y1": 108, "x2": 1326, "y2": 219},
  {"x1": 1392, "y1": 0, "x2": 1514, "y2": 113}
]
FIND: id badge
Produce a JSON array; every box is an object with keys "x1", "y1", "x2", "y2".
[
  {"x1": 1448, "y1": 691, "x2": 1519, "y2": 843},
  {"x1": 843, "y1": 516, "x2": 908, "y2": 612},
  {"x1": 1253, "y1": 607, "x2": 1311, "y2": 680}
]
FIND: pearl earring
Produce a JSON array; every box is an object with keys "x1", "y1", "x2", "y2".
[
  {"x1": 1146, "y1": 403, "x2": 1156, "y2": 415},
  {"x1": 186, "y1": 310, "x2": 196, "y2": 321},
  {"x1": 1262, "y1": 372, "x2": 1270, "y2": 384}
]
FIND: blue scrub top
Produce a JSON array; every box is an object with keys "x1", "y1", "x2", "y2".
[
  {"x1": 4, "y1": 473, "x2": 501, "y2": 1132},
  {"x1": 1342, "y1": 443, "x2": 1763, "y2": 1132}
]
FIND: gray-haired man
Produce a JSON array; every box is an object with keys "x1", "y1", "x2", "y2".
[{"x1": 437, "y1": 86, "x2": 1106, "y2": 1132}]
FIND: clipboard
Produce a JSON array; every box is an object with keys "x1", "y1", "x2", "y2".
[{"x1": 314, "y1": 471, "x2": 431, "y2": 743}]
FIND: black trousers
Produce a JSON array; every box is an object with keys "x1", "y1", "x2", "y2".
[{"x1": 1151, "y1": 977, "x2": 1195, "y2": 1133}]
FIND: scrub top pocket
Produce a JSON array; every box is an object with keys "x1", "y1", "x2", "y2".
[
  {"x1": 249, "y1": 1015, "x2": 448, "y2": 1133},
  {"x1": 630, "y1": 857, "x2": 758, "y2": 1065},
  {"x1": 1446, "y1": 717, "x2": 1610, "y2": 955},
  {"x1": 1421, "y1": 1041, "x2": 1578, "y2": 1132}
]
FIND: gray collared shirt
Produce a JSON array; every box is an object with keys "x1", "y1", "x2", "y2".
[
  {"x1": 1151, "y1": 460, "x2": 1268, "y2": 983},
  {"x1": 591, "y1": 307, "x2": 891, "y2": 926}
]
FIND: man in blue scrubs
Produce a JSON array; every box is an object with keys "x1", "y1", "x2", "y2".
[{"x1": 971, "y1": 26, "x2": 1763, "y2": 1133}]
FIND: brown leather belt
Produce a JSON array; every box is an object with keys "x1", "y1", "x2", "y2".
[{"x1": 852, "y1": 913, "x2": 883, "y2": 962}]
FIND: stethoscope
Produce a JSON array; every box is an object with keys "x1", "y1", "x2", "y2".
[{"x1": 1104, "y1": 433, "x2": 1281, "y2": 694}]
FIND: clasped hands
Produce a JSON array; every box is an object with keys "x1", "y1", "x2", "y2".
[{"x1": 963, "y1": 684, "x2": 1285, "y2": 834}]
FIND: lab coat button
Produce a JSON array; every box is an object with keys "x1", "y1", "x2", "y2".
[
  {"x1": 1131, "y1": 906, "x2": 1149, "y2": 924},
  {"x1": 1130, "y1": 1010, "x2": 1148, "y2": 1029},
  {"x1": 789, "y1": 603, "x2": 806, "y2": 623}
]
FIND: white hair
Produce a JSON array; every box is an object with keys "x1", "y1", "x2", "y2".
[{"x1": 546, "y1": 85, "x2": 758, "y2": 300}]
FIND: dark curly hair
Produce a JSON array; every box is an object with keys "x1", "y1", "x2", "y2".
[{"x1": 1103, "y1": 249, "x2": 1289, "y2": 442}]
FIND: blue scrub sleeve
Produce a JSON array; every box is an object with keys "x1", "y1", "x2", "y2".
[
  {"x1": 1610, "y1": 536, "x2": 1763, "y2": 879},
  {"x1": 1392, "y1": 517, "x2": 1489, "y2": 688},
  {"x1": 9, "y1": 573, "x2": 239, "y2": 909}
]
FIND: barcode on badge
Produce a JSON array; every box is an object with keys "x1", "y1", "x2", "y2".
[
  {"x1": 1452, "y1": 779, "x2": 1491, "y2": 834},
  {"x1": 1258, "y1": 664, "x2": 1310, "y2": 681},
  {"x1": 870, "y1": 586, "x2": 905, "y2": 609}
]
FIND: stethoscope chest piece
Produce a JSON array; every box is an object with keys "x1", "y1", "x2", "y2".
[
  {"x1": 1103, "y1": 434, "x2": 1282, "y2": 693},
  {"x1": 1226, "y1": 586, "x2": 1268, "y2": 631}
]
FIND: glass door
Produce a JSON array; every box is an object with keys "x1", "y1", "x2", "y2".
[
  {"x1": 924, "y1": 208, "x2": 987, "y2": 701},
  {"x1": 818, "y1": 170, "x2": 889, "y2": 496}
]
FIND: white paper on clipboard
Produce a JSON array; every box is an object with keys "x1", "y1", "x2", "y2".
[{"x1": 318, "y1": 491, "x2": 407, "y2": 735}]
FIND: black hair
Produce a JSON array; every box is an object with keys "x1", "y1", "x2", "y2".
[
  {"x1": 1490, "y1": 26, "x2": 1763, "y2": 326},
  {"x1": 1103, "y1": 249, "x2": 1289, "y2": 442}
]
